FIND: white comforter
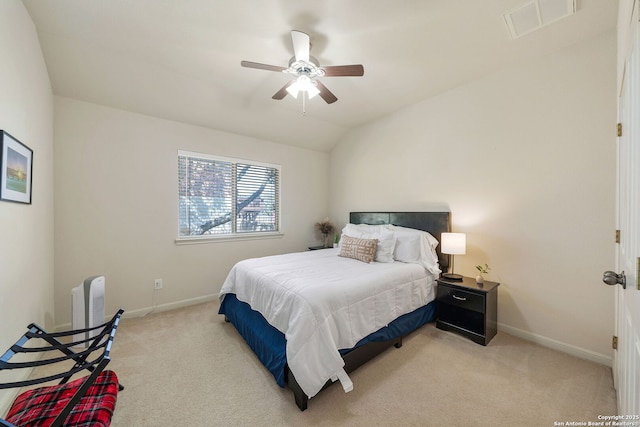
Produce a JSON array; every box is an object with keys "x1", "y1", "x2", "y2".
[{"x1": 219, "y1": 248, "x2": 437, "y2": 398}]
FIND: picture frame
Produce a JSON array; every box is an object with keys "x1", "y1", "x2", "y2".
[{"x1": 0, "y1": 130, "x2": 33, "y2": 204}]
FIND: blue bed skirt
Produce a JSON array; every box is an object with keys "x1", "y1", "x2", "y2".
[{"x1": 219, "y1": 294, "x2": 436, "y2": 388}]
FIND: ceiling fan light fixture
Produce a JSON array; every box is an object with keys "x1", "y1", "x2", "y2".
[
  {"x1": 286, "y1": 83, "x2": 300, "y2": 99},
  {"x1": 306, "y1": 81, "x2": 320, "y2": 99},
  {"x1": 286, "y1": 75, "x2": 320, "y2": 99}
]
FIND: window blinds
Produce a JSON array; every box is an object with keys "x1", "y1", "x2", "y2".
[{"x1": 178, "y1": 151, "x2": 280, "y2": 237}]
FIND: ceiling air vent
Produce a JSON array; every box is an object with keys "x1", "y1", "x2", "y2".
[{"x1": 503, "y1": 0, "x2": 576, "y2": 39}]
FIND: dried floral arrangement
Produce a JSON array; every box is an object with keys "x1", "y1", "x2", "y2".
[{"x1": 315, "y1": 218, "x2": 335, "y2": 236}]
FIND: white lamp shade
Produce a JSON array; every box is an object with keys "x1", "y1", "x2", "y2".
[{"x1": 441, "y1": 233, "x2": 466, "y2": 255}]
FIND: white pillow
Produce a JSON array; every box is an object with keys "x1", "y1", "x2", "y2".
[
  {"x1": 385, "y1": 224, "x2": 439, "y2": 249},
  {"x1": 388, "y1": 229, "x2": 422, "y2": 262},
  {"x1": 342, "y1": 223, "x2": 386, "y2": 235},
  {"x1": 339, "y1": 225, "x2": 396, "y2": 263},
  {"x1": 383, "y1": 225, "x2": 441, "y2": 275}
]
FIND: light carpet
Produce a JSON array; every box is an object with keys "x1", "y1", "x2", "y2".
[{"x1": 102, "y1": 301, "x2": 617, "y2": 426}]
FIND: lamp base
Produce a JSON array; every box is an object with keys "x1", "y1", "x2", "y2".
[{"x1": 442, "y1": 273, "x2": 463, "y2": 281}]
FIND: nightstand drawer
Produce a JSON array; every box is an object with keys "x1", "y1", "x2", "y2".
[
  {"x1": 436, "y1": 286, "x2": 484, "y2": 313},
  {"x1": 436, "y1": 277, "x2": 499, "y2": 346}
]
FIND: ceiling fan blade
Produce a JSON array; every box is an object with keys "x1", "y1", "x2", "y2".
[
  {"x1": 314, "y1": 80, "x2": 338, "y2": 104},
  {"x1": 241, "y1": 60, "x2": 286, "y2": 72},
  {"x1": 322, "y1": 64, "x2": 365, "y2": 77},
  {"x1": 291, "y1": 30, "x2": 310, "y2": 62},
  {"x1": 272, "y1": 81, "x2": 294, "y2": 100}
]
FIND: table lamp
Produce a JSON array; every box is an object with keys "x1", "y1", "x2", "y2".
[{"x1": 441, "y1": 232, "x2": 466, "y2": 280}]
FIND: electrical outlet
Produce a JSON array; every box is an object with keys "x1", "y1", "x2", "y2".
[{"x1": 154, "y1": 279, "x2": 163, "y2": 290}]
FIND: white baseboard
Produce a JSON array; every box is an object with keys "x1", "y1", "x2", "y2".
[
  {"x1": 498, "y1": 322, "x2": 613, "y2": 367},
  {"x1": 56, "y1": 293, "x2": 219, "y2": 331},
  {"x1": 120, "y1": 293, "x2": 219, "y2": 319}
]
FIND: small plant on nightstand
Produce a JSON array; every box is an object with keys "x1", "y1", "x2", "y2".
[{"x1": 475, "y1": 263, "x2": 491, "y2": 284}]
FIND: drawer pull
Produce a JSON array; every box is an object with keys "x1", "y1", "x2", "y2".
[{"x1": 452, "y1": 294, "x2": 467, "y2": 301}]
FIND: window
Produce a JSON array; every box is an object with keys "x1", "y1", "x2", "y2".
[{"x1": 178, "y1": 150, "x2": 280, "y2": 239}]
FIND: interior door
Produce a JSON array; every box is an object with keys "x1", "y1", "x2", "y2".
[{"x1": 614, "y1": 0, "x2": 640, "y2": 415}]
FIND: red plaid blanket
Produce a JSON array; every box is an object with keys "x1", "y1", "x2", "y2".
[{"x1": 4, "y1": 370, "x2": 119, "y2": 427}]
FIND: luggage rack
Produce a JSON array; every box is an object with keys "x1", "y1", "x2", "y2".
[{"x1": 0, "y1": 308, "x2": 124, "y2": 427}]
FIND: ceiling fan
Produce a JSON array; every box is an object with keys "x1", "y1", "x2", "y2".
[{"x1": 241, "y1": 30, "x2": 364, "y2": 105}]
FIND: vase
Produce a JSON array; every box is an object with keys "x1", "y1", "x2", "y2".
[
  {"x1": 476, "y1": 275, "x2": 484, "y2": 284},
  {"x1": 324, "y1": 234, "x2": 330, "y2": 248}
]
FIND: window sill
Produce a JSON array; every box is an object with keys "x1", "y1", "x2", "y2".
[{"x1": 175, "y1": 232, "x2": 284, "y2": 245}]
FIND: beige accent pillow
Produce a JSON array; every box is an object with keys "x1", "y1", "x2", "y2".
[{"x1": 339, "y1": 235, "x2": 378, "y2": 263}]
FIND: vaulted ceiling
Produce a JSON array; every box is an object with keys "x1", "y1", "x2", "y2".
[{"x1": 23, "y1": 0, "x2": 617, "y2": 151}]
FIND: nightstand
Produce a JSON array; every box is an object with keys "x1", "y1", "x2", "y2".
[
  {"x1": 308, "y1": 245, "x2": 331, "y2": 250},
  {"x1": 436, "y1": 276, "x2": 499, "y2": 345}
]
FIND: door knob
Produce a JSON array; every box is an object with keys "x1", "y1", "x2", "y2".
[{"x1": 603, "y1": 271, "x2": 626, "y2": 289}]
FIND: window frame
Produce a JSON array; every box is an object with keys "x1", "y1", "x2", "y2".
[{"x1": 176, "y1": 150, "x2": 282, "y2": 244}]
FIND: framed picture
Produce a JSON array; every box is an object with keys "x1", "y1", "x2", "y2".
[{"x1": 0, "y1": 130, "x2": 33, "y2": 204}]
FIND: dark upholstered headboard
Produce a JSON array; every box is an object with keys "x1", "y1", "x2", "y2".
[{"x1": 349, "y1": 211, "x2": 451, "y2": 272}]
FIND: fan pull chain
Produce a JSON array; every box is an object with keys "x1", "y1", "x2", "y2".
[{"x1": 302, "y1": 91, "x2": 307, "y2": 116}]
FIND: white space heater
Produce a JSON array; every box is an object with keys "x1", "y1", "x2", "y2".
[{"x1": 71, "y1": 275, "x2": 106, "y2": 347}]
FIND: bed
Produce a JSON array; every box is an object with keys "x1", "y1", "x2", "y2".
[{"x1": 218, "y1": 211, "x2": 450, "y2": 410}]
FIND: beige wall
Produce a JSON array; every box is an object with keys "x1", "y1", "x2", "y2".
[
  {"x1": 330, "y1": 32, "x2": 617, "y2": 361},
  {"x1": 53, "y1": 97, "x2": 329, "y2": 326},
  {"x1": 0, "y1": 0, "x2": 54, "y2": 413}
]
